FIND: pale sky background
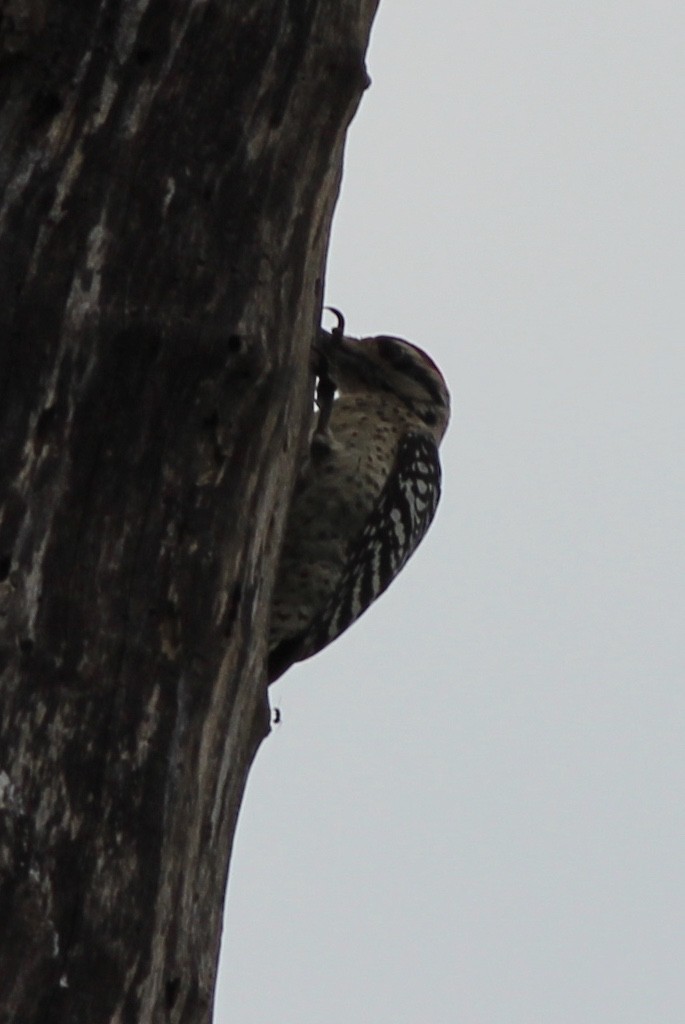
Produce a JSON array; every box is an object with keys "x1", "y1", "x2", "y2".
[{"x1": 216, "y1": 3, "x2": 685, "y2": 1021}]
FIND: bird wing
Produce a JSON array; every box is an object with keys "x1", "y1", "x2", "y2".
[{"x1": 268, "y1": 433, "x2": 441, "y2": 682}]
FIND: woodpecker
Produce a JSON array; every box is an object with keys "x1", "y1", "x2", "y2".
[{"x1": 268, "y1": 312, "x2": 450, "y2": 683}]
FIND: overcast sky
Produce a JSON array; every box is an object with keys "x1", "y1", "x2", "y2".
[{"x1": 216, "y1": 3, "x2": 685, "y2": 1021}]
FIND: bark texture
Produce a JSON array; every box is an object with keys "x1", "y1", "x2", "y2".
[{"x1": 0, "y1": 1, "x2": 378, "y2": 1020}]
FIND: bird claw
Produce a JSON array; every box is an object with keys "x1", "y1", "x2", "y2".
[
  {"x1": 323, "y1": 306, "x2": 345, "y2": 338},
  {"x1": 314, "y1": 307, "x2": 344, "y2": 437}
]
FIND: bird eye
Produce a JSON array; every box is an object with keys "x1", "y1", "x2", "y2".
[
  {"x1": 377, "y1": 337, "x2": 397, "y2": 359},
  {"x1": 376, "y1": 337, "x2": 408, "y2": 365}
]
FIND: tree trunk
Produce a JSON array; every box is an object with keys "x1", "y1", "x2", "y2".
[{"x1": 0, "y1": 1, "x2": 377, "y2": 1020}]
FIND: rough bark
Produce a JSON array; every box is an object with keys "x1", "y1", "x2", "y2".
[{"x1": 0, "y1": 1, "x2": 378, "y2": 1020}]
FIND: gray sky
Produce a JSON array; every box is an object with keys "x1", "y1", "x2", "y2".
[{"x1": 216, "y1": 3, "x2": 685, "y2": 1021}]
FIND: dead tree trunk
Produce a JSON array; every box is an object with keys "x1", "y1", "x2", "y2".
[{"x1": 0, "y1": 1, "x2": 377, "y2": 1020}]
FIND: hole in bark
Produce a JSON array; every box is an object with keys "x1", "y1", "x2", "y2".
[
  {"x1": 135, "y1": 46, "x2": 156, "y2": 66},
  {"x1": 223, "y1": 582, "x2": 242, "y2": 637},
  {"x1": 19, "y1": 637, "x2": 34, "y2": 655},
  {"x1": 0, "y1": 554, "x2": 11, "y2": 580},
  {"x1": 227, "y1": 334, "x2": 242, "y2": 354},
  {"x1": 165, "y1": 976, "x2": 181, "y2": 1010},
  {"x1": 31, "y1": 91, "x2": 63, "y2": 128},
  {"x1": 35, "y1": 404, "x2": 57, "y2": 440}
]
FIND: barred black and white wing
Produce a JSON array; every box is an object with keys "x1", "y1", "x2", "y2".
[{"x1": 268, "y1": 434, "x2": 441, "y2": 681}]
